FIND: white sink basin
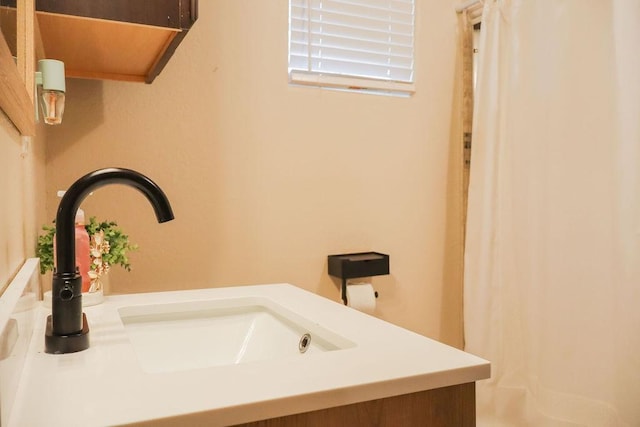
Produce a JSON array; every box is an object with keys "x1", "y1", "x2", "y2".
[
  {"x1": 118, "y1": 296, "x2": 355, "y2": 373},
  {"x1": 6, "y1": 279, "x2": 490, "y2": 427}
]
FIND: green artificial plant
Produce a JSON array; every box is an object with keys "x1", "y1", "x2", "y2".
[{"x1": 36, "y1": 217, "x2": 138, "y2": 280}]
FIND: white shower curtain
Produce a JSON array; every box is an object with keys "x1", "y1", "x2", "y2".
[{"x1": 463, "y1": 0, "x2": 640, "y2": 426}]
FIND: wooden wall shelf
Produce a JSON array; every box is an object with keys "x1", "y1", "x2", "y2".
[{"x1": 35, "y1": 0, "x2": 198, "y2": 83}]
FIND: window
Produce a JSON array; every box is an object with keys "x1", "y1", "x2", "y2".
[{"x1": 289, "y1": 0, "x2": 415, "y2": 95}]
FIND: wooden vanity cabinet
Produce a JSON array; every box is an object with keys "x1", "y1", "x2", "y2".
[
  {"x1": 234, "y1": 383, "x2": 476, "y2": 427},
  {"x1": 35, "y1": 0, "x2": 198, "y2": 83},
  {"x1": 140, "y1": 382, "x2": 476, "y2": 427}
]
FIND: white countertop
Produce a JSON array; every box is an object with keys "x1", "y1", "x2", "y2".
[{"x1": 10, "y1": 284, "x2": 490, "y2": 426}]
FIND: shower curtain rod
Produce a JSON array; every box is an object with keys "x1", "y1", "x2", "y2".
[{"x1": 456, "y1": 0, "x2": 483, "y2": 13}]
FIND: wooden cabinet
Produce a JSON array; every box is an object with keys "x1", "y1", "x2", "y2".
[
  {"x1": 35, "y1": 0, "x2": 198, "y2": 83},
  {"x1": 235, "y1": 383, "x2": 476, "y2": 427},
  {"x1": 137, "y1": 383, "x2": 476, "y2": 427},
  {"x1": 0, "y1": 0, "x2": 35, "y2": 136}
]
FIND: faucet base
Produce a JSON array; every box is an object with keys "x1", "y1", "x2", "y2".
[{"x1": 45, "y1": 313, "x2": 90, "y2": 354}]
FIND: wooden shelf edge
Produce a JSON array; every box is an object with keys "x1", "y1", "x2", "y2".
[
  {"x1": 65, "y1": 70, "x2": 147, "y2": 83},
  {"x1": 145, "y1": 30, "x2": 187, "y2": 83},
  {"x1": 0, "y1": 32, "x2": 35, "y2": 136}
]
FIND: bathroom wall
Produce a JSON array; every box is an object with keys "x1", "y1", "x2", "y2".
[
  {"x1": 0, "y1": 112, "x2": 46, "y2": 293},
  {"x1": 43, "y1": 1, "x2": 463, "y2": 346}
]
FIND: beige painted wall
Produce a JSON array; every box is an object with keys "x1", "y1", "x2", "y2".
[
  {"x1": 43, "y1": 1, "x2": 463, "y2": 346},
  {"x1": 0, "y1": 112, "x2": 45, "y2": 293}
]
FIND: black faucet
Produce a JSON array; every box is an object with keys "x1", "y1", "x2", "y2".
[{"x1": 45, "y1": 167, "x2": 174, "y2": 354}]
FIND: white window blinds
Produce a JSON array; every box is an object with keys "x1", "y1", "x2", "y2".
[{"x1": 289, "y1": 0, "x2": 415, "y2": 94}]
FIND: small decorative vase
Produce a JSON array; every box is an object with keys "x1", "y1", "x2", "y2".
[
  {"x1": 83, "y1": 274, "x2": 108, "y2": 306},
  {"x1": 82, "y1": 288, "x2": 104, "y2": 306}
]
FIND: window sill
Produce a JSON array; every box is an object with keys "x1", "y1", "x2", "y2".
[{"x1": 289, "y1": 71, "x2": 415, "y2": 97}]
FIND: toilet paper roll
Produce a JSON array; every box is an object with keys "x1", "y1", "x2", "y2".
[{"x1": 346, "y1": 283, "x2": 376, "y2": 314}]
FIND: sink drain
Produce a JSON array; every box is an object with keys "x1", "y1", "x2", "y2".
[{"x1": 299, "y1": 333, "x2": 311, "y2": 353}]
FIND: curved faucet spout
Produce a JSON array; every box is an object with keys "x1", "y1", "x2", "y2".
[
  {"x1": 55, "y1": 167, "x2": 174, "y2": 275},
  {"x1": 46, "y1": 167, "x2": 174, "y2": 354}
]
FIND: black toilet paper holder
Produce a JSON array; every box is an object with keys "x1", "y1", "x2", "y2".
[{"x1": 327, "y1": 252, "x2": 389, "y2": 305}]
